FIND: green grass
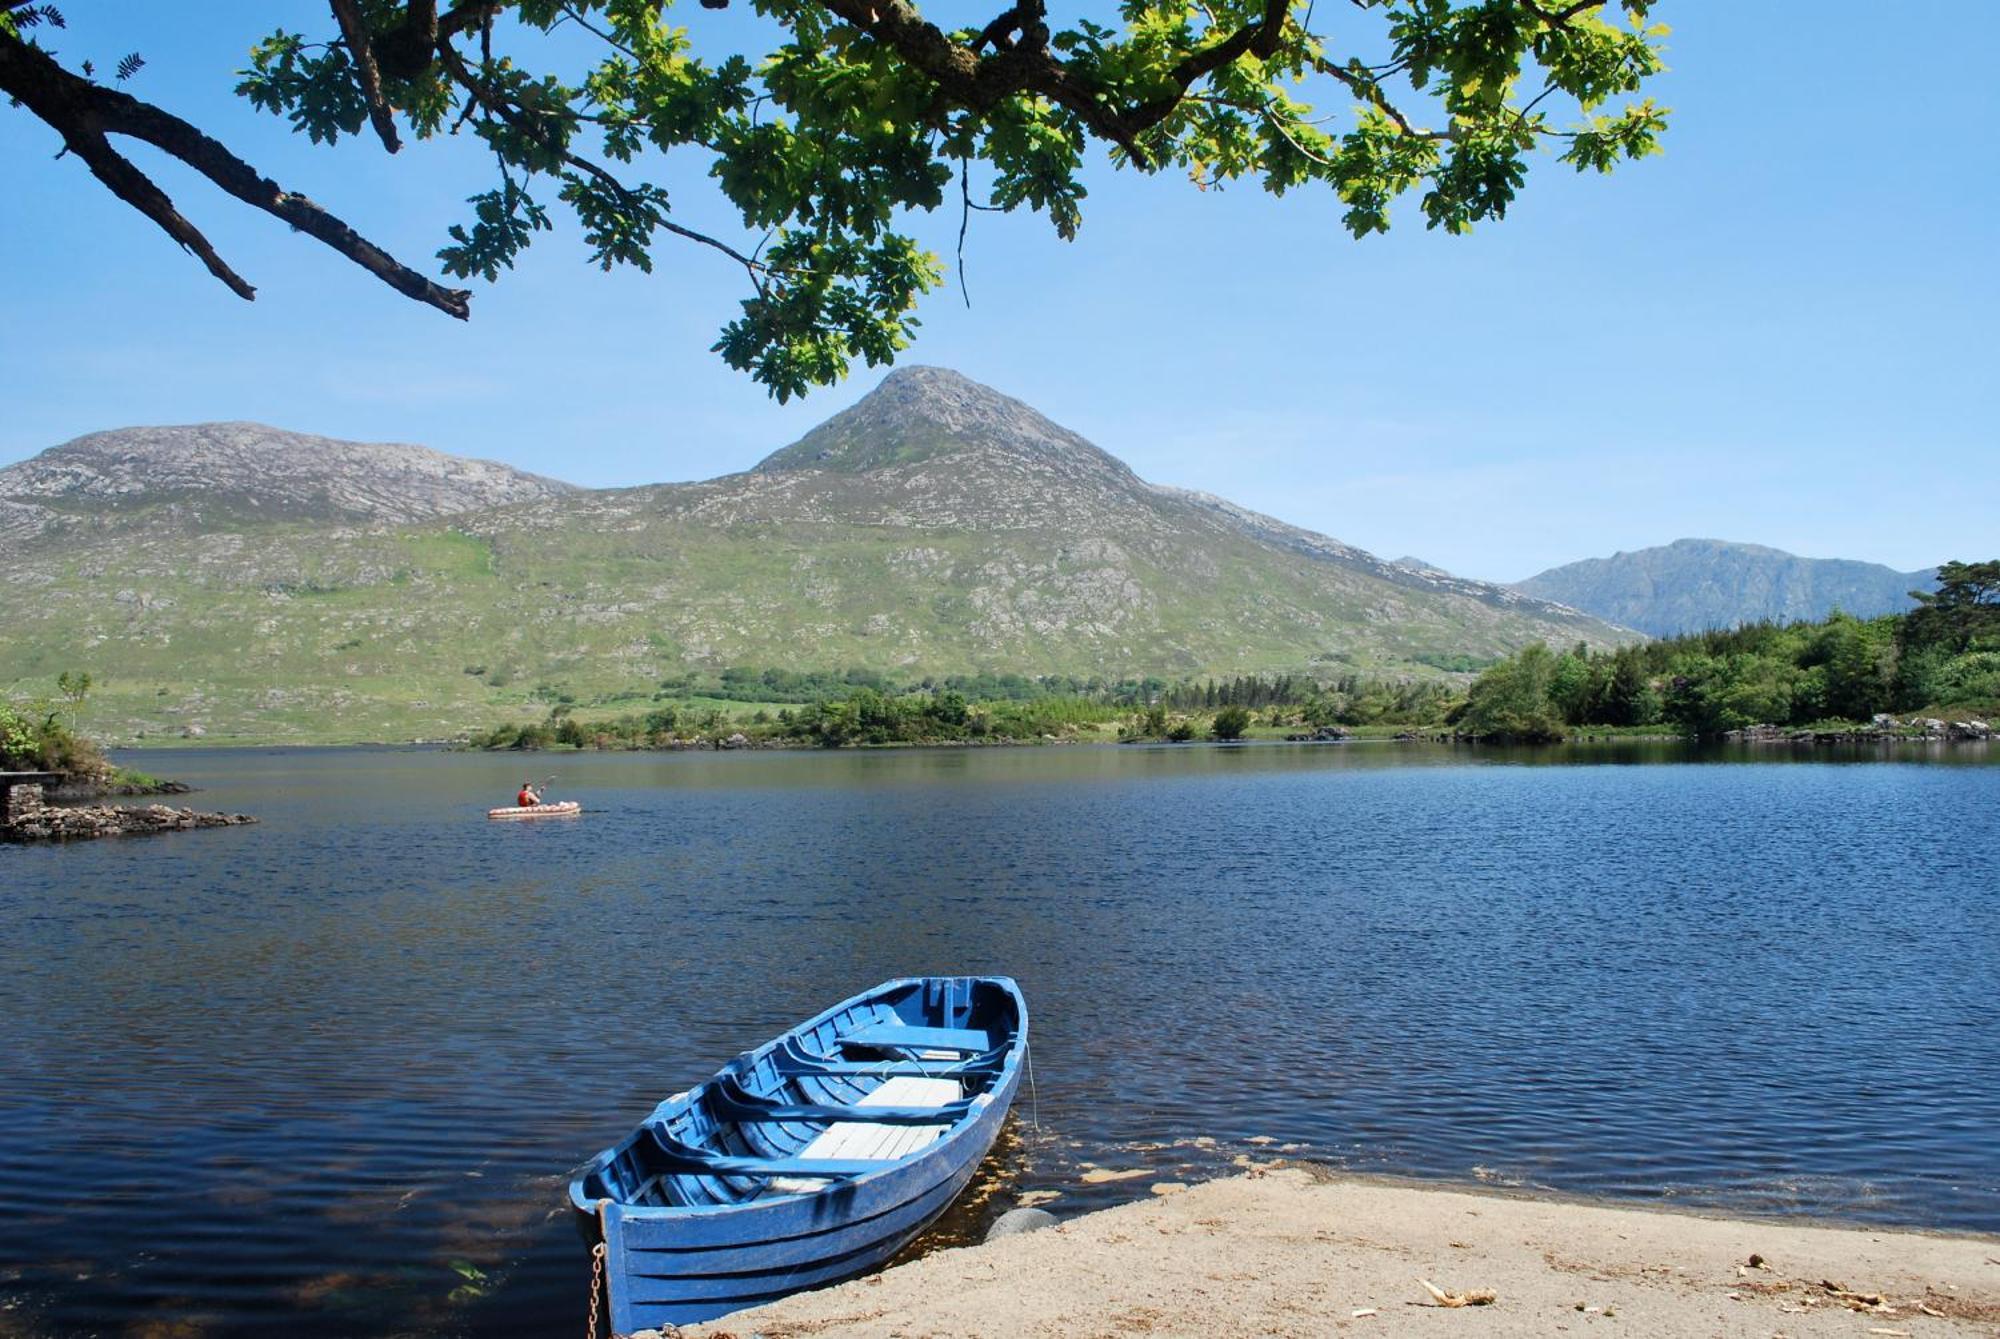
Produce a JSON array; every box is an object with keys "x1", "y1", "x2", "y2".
[{"x1": 4, "y1": 485, "x2": 1624, "y2": 746}]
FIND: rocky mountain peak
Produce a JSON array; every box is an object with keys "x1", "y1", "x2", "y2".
[
  {"x1": 753, "y1": 367, "x2": 1137, "y2": 482},
  {"x1": 0, "y1": 422, "x2": 575, "y2": 528}
]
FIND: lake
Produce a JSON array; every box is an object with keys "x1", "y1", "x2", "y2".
[{"x1": 3, "y1": 741, "x2": 1997, "y2": 1336}]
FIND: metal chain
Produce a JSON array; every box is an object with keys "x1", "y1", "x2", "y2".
[{"x1": 584, "y1": 1241, "x2": 607, "y2": 1339}]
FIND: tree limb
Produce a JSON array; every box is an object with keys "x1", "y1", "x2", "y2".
[
  {"x1": 809, "y1": 0, "x2": 1157, "y2": 165},
  {"x1": 1309, "y1": 53, "x2": 1437, "y2": 138},
  {"x1": 1523, "y1": 1, "x2": 1608, "y2": 26},
  {"x1": 329, "y1": 0, "x2": 402, "y2": 151},
  {"x1": 1161, "y1": 0, "x2": 1290, "y2": 98},
  {"x1": 42, "y1": 98, "x2": 260, "y2": 298},
  {"x1": 0, "y1": 28, "x2": 470, "y2": 317},
  {"x1": 435, "y1": 36, "x2": 772, "y2": 285},
  {"x1": 375, "y1": 0, "x2": 496, "y2": 78},
  {"x1": 971, "y1": 0, "x2": 1047, "y2": 54}
]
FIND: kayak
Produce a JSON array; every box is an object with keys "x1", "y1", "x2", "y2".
[
  {"x1": 486, "y1": 801, "x2": 581, "y2": 820},
  {"x1": 570, "y1": 976, "x2": 1027, "y2": 1330}
]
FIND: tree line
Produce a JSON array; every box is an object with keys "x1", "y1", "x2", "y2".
[
  {"x1": 650, "y1": 666, "x2": 1454, "y2": 713},
  {"x1": 473, "y1": 560, "x2": 2000, "y2": 751},
  {"x1": 1456, "y1": 561, "x2": 1999, "y2": 741},
  {"x1": 477, "y1": 667, "x2": 1465, "y2": 751}
]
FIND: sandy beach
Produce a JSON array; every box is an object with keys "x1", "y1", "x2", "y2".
[{"x1": 684, "y1": 1167, "x2": 2000, "y2": 1338}]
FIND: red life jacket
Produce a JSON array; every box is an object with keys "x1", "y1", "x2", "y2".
[{"x1": 517, "y1": 788, "x2": 536, "y2": 807}]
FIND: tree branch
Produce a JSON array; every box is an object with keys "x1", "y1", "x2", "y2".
[
  {"x1": 435, "y1": 37, "x2": 772, "y2": 285},
  {"x1": 809, "y1": 0, "x2": 1157, "y2": 165},
  {"x1": 437, "y1": 1, "x2": 500, "y2": 42},
  {"x1": 1309, "y1": 53, "x2": 1438, "y2": 138},
  {"x1": 1126, "y1": 0, "x2": 1290, "y2": 127},
  {"x1": 1522, "y1": 1, "x2": 1607, "y2": 27},
  {"x1": 971, "y1": 0, "x2": 1047, "y2": 54},
  {"x1": 44, "y1": 100, "x2": 260, "y2": 298},
  {"x1": 375, "y1": 0, "x2": 495, "y2": 79},
  {"x1": 329, "y1": 0, "x2": 403, "y2": 152},
  {"x1": 1174, "y1": 0, "x2": 1291, "y2": 89},
  {"x1": 0, "y1": 28, "x2": 470, "y2": 317}
]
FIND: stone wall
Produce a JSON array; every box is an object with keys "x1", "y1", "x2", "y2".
[{"x1": 3, "y1": 781, "x2": 48, "y2": 827}]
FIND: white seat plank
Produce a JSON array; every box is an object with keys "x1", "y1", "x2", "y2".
[{"x1": 765, "y1": 1075, "x2": 960, "y2": 1196}]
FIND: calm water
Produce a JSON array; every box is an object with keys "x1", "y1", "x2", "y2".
[{"x1": 4, "y1": 741, "x2": 1998, "y2": 1336}]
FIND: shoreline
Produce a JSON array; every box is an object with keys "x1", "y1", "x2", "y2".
[
  {"x1": 95, "y1": 730, "x2": 1999, "y2": 754},
  {"x1": 683, "y1": 1167, "x2": 2000, "y2": 1338}
]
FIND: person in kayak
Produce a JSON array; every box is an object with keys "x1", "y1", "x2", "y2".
[{"x1": 516, "y1": 781, "x2": 543, "y2": 808}]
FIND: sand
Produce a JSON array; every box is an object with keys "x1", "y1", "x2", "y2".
[{"x1": 681, "y1": 1167, "x2": 2000, "y2": 1338}]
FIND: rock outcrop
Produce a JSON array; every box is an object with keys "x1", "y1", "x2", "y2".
[
  {"x1": 3, "y1": 786, "x2": 255, "y2": 842},
  {"x1": 1720, "y1": 717, "x2": 1993, "y2": 744},
  {"x1": 0, "y1": 421, "x2": 574, "y2": 555}
]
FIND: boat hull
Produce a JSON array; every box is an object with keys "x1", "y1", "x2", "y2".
[
  {"x1": 570, "y1": 976, "x2": 1026, "y2": 1331},
  {"x1": 485, "y1": 801, "x2": 581, "y2": 819},
  {"x1": 603, "y1": 1062, "x2": 1015, "y2": 1327}
]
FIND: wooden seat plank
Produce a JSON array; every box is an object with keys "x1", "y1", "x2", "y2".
[
  {"x1": 840, "y1": 1023, "x2": 992, "y2": 1054},
  {"x1": 766, "y1": 1076, "x2": 961, "y2": 1196}
]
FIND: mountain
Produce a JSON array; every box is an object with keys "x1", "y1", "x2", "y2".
[
  {"x1": 1512, "y1": 539, "x2": 1937, "y2": 637},
  {"x1": 754, "y1": 365, "x2": 1131, "y2": 481},
  {"x1": 0, "y1": 422, "x2": 573, "y2": 551},
  {"x1": 0, "y1": 369, "x2": 1631, "y2": 744}
]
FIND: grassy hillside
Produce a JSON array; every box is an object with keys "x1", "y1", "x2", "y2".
[
  {"x1": 3, "y1": 507, "x2": 1613, "y2": 744},
  {"x1": 2, "y1": 370, "x2": 1632, "y2": 745}
]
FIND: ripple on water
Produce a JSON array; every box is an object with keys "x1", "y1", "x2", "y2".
[{"x1": 1, "y1": 741, "x2": 1997, "y2": 1336}]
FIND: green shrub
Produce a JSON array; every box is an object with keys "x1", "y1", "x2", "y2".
[
  {"x1": 1458, "y1": 644, "x2": 1567, "y2": 742},
  {"x1": 0, "y1": 698, "x2": 109, "y2": 779}
]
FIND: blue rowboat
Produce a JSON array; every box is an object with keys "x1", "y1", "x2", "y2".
[{"x1": 570, "y1": 976, "x2": 1028, "y2": 1332}]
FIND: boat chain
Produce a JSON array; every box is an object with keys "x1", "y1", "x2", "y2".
[
  {"x1": 586, "y1": 1198, "x2": 612, "y2": 1339},
  {"x1": 584, "y1": 1242, "x2": 607, "y2": 1339}
]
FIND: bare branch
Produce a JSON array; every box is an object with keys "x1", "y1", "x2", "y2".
[
  {"x1": 329, "y1": 0, "x2": 403, "y2": 152},
  {"x1": 0, "y1": 27, "x2": 470, "y2": 317},
  {"x1": 51, "y1": 107, "x2": 259, "y2": 299},
  {"x1": 956, "y1": 155, "x2": 972, "y2": 306}
]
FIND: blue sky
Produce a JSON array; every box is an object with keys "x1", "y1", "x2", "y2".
[{"x1": 2, "y1": 3, "x2": 1994, "y2": 582}]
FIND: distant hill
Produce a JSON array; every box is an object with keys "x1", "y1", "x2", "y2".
[
  {"x1": 1513, "y1": 539, "x2": 1937, "y2": 637},
  {"x1": 0, "y1": 422, "x2": 573, "y2": 551},
  {"x1": 0, "y1": 368, "x2": 1631, "y2": 743}
]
